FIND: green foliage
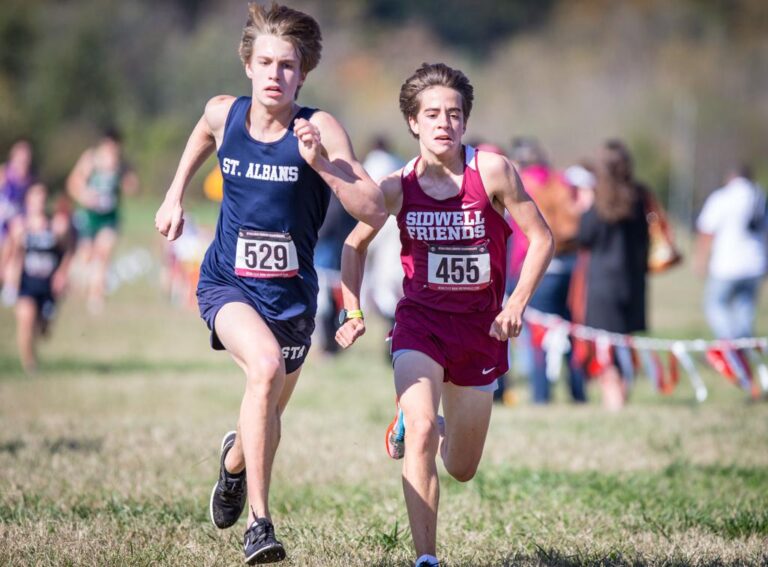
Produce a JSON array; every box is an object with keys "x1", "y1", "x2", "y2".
[
  {"x1": 0, "y1": 0, "x2": 767, "y2": 210},
  {"x1": 364, "y1": 0, "x2": 557, "y2": 54}
]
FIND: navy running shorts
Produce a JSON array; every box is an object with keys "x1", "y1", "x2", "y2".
[{"x1": 197, "y1": 283, "x2": 314, "y2": 374}]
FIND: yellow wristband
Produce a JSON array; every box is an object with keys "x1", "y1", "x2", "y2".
[{"x1": 338, "y1": 308, "x2": 364, "y2": 325}]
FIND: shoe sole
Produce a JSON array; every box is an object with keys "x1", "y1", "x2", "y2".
[
  {"x1": 384, "y1": 411, "x2": 404, "y2": 460},
  {"x1": 244, "y1": 543, "x2": 286, "y2": 564},
  {"x1": 210, "y1": 430, "x2": 239, "y2": 529}
]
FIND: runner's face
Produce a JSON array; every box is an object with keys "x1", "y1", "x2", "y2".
[
  {"x1": 96, "y1": 139, "x2": 121, "y2": 171},
  {"x1": 246, "y1": 35, "x2": 305, "y2": 108},
  {"x1": 25, "y1": 185, "x2": 46, "y2": 215},
  {"x1": 409, "y1": 86, "x2": 466, "y2": 157}
]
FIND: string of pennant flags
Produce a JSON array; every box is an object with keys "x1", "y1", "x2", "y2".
[{"x1": 522, "y1": 308, "x2": 768, "y2": 403}]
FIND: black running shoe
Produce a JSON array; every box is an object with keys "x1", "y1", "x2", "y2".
[
  {"x1": 243, "y1": 517, "x2": 286, "y2": 564},
  {"x1": 209, "y1": 430, "x2": 247, "y2": 529}
]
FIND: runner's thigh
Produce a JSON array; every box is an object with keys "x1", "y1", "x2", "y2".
[
  {"x1": 441, "y1": 381, "x2": 493, "y2": 472},
  {"x1": 214, "y1": 301, "x2": 285, "y2": 377},
  {"x1": 394, "y1": 350, "x2": 444, "y2": 418}
]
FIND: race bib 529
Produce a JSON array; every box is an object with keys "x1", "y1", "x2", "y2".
[{"x1": 235, "y1": 229, "x2": 299, "y2": 278}]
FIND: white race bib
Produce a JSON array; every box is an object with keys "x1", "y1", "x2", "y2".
[
  {"x1": 93, "y1": 193, "x2": 117, "y2": 213},
  {"x1": 427, "y1": 244, "x2": 491, "y2": 291},
  {"x1": 24, "y1": 251, "x2": 57, "y2": 279},
  {"x1": 235, "y1": 229, "x2": 299, "y2": 278}
]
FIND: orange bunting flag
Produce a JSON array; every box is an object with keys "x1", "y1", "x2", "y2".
[
  {"x1": 705, "y1": 348, "x2": 737, "y2": 384},
  {"x1": 652, "y1": 351, "x2": 670, "y2": 394},
  {"x1": 666, "y1": 351, "x2": 680, "y2": 393},
  {"x1": 572, "y1": 337, "x2": 591, "y2": 369},
  {"x1": 528, "y1": 322, "x2": 548, "y2": 350}
]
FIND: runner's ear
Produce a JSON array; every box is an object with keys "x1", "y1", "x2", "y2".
[{"x1": 408, "y1": 116, "x2": 419, "y2": 138}]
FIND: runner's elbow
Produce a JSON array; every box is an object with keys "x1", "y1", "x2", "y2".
[{"x1": 366, "y1": 208, "x2": 388, "y2": 231}]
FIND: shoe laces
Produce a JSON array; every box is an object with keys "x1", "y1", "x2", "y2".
[
  {"x1": 245, "y1": 518, "x2": 275, "y2": 546},
  {"x1": 219, "y1": 472, "x2": 245, "y2": 502}
]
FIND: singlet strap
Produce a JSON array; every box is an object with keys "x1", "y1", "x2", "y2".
[
  {"x1": 221, "y1": 96, "x2": 250, "y2": 142},
  {"x1": 465, "y1": 145, "x2": 477, "y2": 170},
  {"x1": 292, "y1": 106, "x2": 317, "y2": 126},
  {"x1": 402, "y1": 156, "x2": 419, "y2": 178}
]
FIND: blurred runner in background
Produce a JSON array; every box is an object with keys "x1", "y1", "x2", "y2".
[{"x1": 67, "y1": 128, "x2": 139, "y2": 313}]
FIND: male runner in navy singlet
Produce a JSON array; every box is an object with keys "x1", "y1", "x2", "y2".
[{"x1": 154, "y1": 3, "x2": 385, "y2": 564}]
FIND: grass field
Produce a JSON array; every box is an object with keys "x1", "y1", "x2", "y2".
[{"x1": 1, "y1": 199, "x2": 767, "y2": 566}]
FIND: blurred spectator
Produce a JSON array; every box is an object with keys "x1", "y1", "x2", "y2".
[
  {"x1": 575, "y1": 139, "x2": 650, "y2": 410},
  {"x1": 5, "y1": 184, "x2": 74, "y2": 373},
  {"x1": 361, "y1": 137, "x2": 405, "y2": 358},
  {"x1": 563, "y1": 162, "x2": 596, "y2": 212},
  {"x1": 508, "y1": 137, "x2": 587, "y2": 404},
  {"x1": 203, "y1": 164, "x2": 224, "y2": 203},
  {"x1": 67, "y1": 127, "x2": 139, "y2": 313},
  {"x1": 695, "y1": 164, "x2": 767, "y2": 339},
  {"x1": 162, "y1": 216, "x2": 212, "y2": 310},
  {"x1": 0, "y1": 139, "x2": 36, "y2": 300},
  {"x1": 362, "y1": 136, "x2": 404, "y2": 181}
]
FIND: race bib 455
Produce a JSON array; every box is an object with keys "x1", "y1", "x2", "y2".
[{"x1": 427, "y1": 244, "x2": 490, "y2": 291}]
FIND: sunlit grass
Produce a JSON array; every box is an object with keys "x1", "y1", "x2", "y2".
[{"x1": 0, "y1": 199, "x2": 767, "y2": 565}]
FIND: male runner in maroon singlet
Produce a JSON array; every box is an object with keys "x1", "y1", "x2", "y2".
[{"x1": 336, "y1": 63, "x2": 553, "y2": 567}]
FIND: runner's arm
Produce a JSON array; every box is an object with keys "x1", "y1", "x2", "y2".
[
  {"x1": 482, "y1": 153, "x2": 554, "y2": 340},
  {"x1": 66, "y1": 150, "x2": 95, "y2": 208},
  {"x1": 120, "y1": 168, "x2": 140, "y2": 197},
  {"x1": 155, "y1": 95, "x2": 233, "y2": 241},
  {"x1": 693, "y1": 231, "x2": 713, "y2": 277},
  {"x1": 5, "y1": 217, "x2": 25, "y2": 289},
  {"x1": 51, "y1": 221, "x2": 76, "y2": 299},
  {"x1": 336, "y1": 173, "x2": 401, "y2": 348},
  {"x1": 296, "y1": 111, "x2": 387, "y2": 230}
]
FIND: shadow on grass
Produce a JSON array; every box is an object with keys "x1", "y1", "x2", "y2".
[
  {"x1": 450, "y1": 462, "x2": 768, "y2": 542},
  {"x1": 0, "y1": 355, "x2": 227, "y2": 380},
  {"x1": 499, "y1": 547, "x2": 762, "y2": 566}
]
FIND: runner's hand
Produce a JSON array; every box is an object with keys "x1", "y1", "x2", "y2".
[
  {"x1": 79, "y1": 191, "x2": 102, "y2": 210},
  {"x1": 155, "y1": 197, "x2": 185, "y2": 241},
  {"x1": 294, "y1": 118, "x2": 324, "y2": 168},
  {"x1": 51, "y1": 269, "x2": 68, "y2": 298},
  {"x1": 490, "y1": 304, "x2": 524, "y2": 341},
  {"x1": 335, "y1": 317, "x2": 366, "y2": 349}
]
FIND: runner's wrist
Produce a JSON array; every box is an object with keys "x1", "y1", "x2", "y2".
[{"x1": 338, "y1": 308, "x2": 364, "y2": 325}]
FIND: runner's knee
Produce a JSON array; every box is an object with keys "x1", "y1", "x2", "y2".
[
  {"x1": 405, "y1": 415, "x2": 439, "y2": 453},
  {"x1": 243, "y1": 353, "x2": 284, "y2": 392},
  {"x1": 444, "y1": 458, "x2": 479, "y2": 483}
]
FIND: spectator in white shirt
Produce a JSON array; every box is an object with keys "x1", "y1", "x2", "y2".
[{"x1": 695, "y1": 165, "x2": 768, "y2": 339}]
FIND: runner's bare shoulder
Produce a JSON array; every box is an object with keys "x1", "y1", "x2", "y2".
[
  {"x1": 204, "y1": 95, "x2": 237, "y2": 135},
  {"x1": 379, "y1": 169, "x2": 404, "y2": 216}
]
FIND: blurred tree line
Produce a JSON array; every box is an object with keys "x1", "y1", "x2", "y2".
[{"x1": 1, "y1": 0, "x2": 766, "y2": 223}]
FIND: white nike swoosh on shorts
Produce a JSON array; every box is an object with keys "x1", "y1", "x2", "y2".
[
  {"x1": 461, "y1": 201, "x2": 480, "y2": 209},
  {"x1": 482, "y1": 367, "x2": 496, "y2": 375}
]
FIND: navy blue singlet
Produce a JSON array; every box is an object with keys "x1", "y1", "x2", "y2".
[
  {"x1": 198, "y1": 97, "x2": 331, "y2": 320},
  {"x1": 20, "y1": 221, "x2": 63, "y2": 297}
]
